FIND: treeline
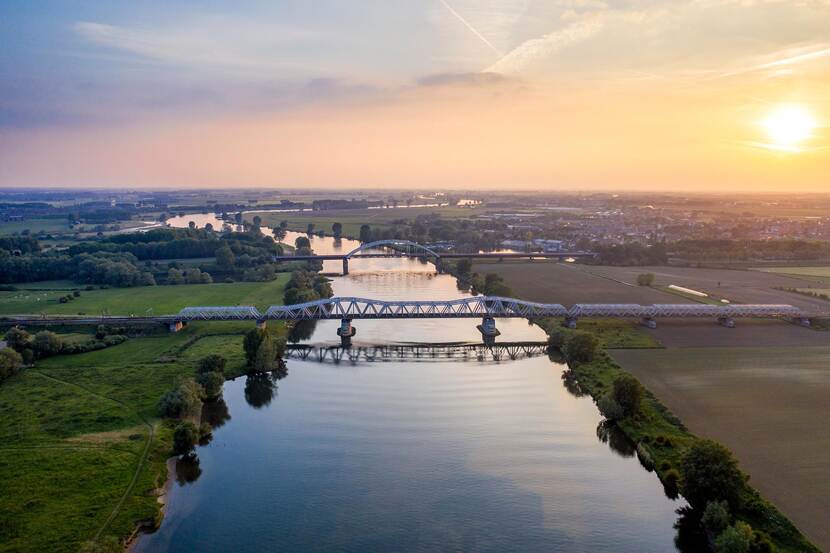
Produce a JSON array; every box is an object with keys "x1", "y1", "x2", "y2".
[
  {"x1": 671, "y1": 239, "x2": 830, "y2": 262},
  {"x1": 592, "y1": 242, "x2": 668, "y2": 266},
  {"x1": 0, "y1": 250, "x2": 155, "y2": 286},
  {"x1": 283, "y1": 270, "x2": 333, "y2": 304},
  {"x1": 357, "y1": 215, "x2": 506, "y2": 252}
]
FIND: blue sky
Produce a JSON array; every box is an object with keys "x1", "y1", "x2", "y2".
[{"x1": 1, "y1": 1, "x2": 829, "y2": 189}]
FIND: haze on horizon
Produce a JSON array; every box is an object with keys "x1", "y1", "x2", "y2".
[{"x1": 1, "y1": 1, "x2": 828, "y2": 192}]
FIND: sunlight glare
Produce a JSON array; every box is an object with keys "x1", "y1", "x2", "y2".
[{"x1": 760, "y1": 104, "x2": 816, "y2": 152}]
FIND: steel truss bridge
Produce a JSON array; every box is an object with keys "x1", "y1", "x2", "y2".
[
  {"x1": 272, "y1": 239, "x2": 595, "y2": 273},
  {"x1": 284, "y1": 342, "x2": 550, "y2": 364}
]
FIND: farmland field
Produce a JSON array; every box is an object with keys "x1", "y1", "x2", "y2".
[
  {"x1": 753, "y1": 266, "x2": 830, "y2": 278},
  {"x1": 611, "y1": 346, "x2": 830, "y2": 551},
  {"x1": 0, "y1": 276, "x2": 289, "y2": 316}
]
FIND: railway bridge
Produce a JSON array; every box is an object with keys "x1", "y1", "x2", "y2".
[{"x1": 4, "y1": 296, "x2": 812, "y2": 347}]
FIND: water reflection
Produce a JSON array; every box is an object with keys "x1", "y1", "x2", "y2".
[
  {"x1": 175, "y1": 455, "x2": 202, "y2": 486},
  {"x1": 201, "y1": 398, "x2": 232, "y2": 431},
  {"x1": 596, "y1": 420, "x2": 637, "y2": 457},
  {"x1": 243, "y1": 370, "x2": 286, "y2": 409},
  {"x1": 287, "y1": 320, "x2": 318, "y2": 343}
]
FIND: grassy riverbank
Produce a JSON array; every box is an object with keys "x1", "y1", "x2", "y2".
[
  {"x1": 535, "y1": 317, "x2": 820, "y2": 553},
  {"x1": 0, "y1": 319, "x2": 286, "y2": 552}
]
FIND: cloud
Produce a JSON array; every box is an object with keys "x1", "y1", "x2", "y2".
[{"x1": 416, "y1": 72, "x2": 511, "y2": 87}]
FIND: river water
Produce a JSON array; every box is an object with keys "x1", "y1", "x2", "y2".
[{"x1": 136, "y1": 218, "x2": 683, "y2": 552}]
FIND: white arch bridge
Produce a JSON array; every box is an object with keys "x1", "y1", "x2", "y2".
[{"x1": 172, "y1": 296, "x2": 812, "y2": 343}]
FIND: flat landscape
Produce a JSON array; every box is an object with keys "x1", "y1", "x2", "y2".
[
  {"x1": 0, "y1": 276, "x2": 289, "y2": 316},
  {"x1": 610, "y1": 346, "x2": 830, "y2": 551}
]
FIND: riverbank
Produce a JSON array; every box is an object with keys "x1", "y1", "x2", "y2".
[{"x1": 534, "y1": 317, "x2": 820, "y2": 553}]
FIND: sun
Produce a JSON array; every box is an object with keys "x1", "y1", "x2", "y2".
[{"x1": 760, "y1": 104, "x2": 816, "y2": 152}]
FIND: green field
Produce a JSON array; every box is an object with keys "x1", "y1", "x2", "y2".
[
  {"x1": 254, "y1": 205, "x2": 487, "y2": 239},
  {"x1": 753, "y1": 266, "x2": 830, "y2": 279},
  {"x1": 0, "y1": 276, "x2": 290, "y2": 316},
  {"x1": 0, "y1": 318, "x2": 283, "y2": 552},
  {"x1": 0, "y1": 218, "x2": 73, "y2": 235}
]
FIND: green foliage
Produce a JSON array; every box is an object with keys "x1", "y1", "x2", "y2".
[
  {"x1": 680, "y1": 439, "x2": 746, "y2": 510},
  {"x1": 294, "y1": 236, "x2": 311, "y2": 250},
  {"x1": 158, "y1": 378, "x2": 204, "y2": 419},
  {"x1": 612, "y1": 374, "x2": 644, "y2": 416},
  {"x1": 5, "y1": 326, "x2": 32, "y2": 351},
  {"x1": 0, "y1": 347, "x2": 23, "y2": 382},
  {"x1": 197, "y1": 371, "x2": 225, "y2": 400},
  {"x1": 79, "y1": 536, "x2": 122, "y2": 553},
  {"x1": 359, "y1": 224, "x2": 372, "y2": 242},
  {"x1": 215, "y1": 245, "x2": 236, "y2": 268},
  {"x1": 33, "y1": 330, "x2": 63, "y2": 357},
  {"x1": 637, "y1": 273, "x2": 656, "y2": 286},
  {"x1": 172, "y1": 421, "x2": 200, "y2": 456},
  {"x1": 716, "y1": 521, "x2": 754, "y2": 553},
  {"x1": 546, "y1": 327, "x2": 567, "y2": 349},
  {"x1": 563, "y1": 331, "x2": 598, "y2": 363},
  {"x1": 197, "y1": 354, "x2": 226, "y2": 375},
  {"x1": 597, "y1": 393, "x2": 624, "y2": 421},
  {"x1": 332, "y1": 222, "x2": 343, "y2": 239},
  {"x1": 703, "y1": 500, "x2": 732, "y2": 533},
  {"x1": 243, "y1": 328, "x2": 265, "y2": 367},
  {"x1": 252, "y1": 333, "x2": 277, "y2": 373}
]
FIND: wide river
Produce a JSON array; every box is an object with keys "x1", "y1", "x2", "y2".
[{"x1": 136, "y1": 216, "x2": 683, "y2": 552}]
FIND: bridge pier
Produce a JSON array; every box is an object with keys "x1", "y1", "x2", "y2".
[
  {"x1": 718, "y1": 317, "x2": 736, "y2": 328},
  {"x1": 477, "y1": 317, "x2": 500, "y2": 346},
  {"x1": 168, "y1": 321, "x2": 184, "y2": 333},
  {"x1": 640, "y1": 316, "x2": 657, "y2": 329},
  {"x1": 342, "y1": 258, "x2": 349, "y2": 275},
  {"x1": 337, "y1": 318, "x2": 356, "y2": 347}
]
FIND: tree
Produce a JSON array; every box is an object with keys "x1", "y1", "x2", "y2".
[
  {"x1": 204, "y1": 223, "x2": 214, "y2": 232},
  {"x1": 715, "y1": 522, "x2": 753, "y2": 553},
  {"x1": 294, "y1": 236, "x2": 311, "y2": 250},
  {"x1": 215, "y1": 245, "x2": 235, "y2": 268},
  {"x1": 186, "y1": 268, "x2": 203, "y2": 284},
  {"x1": 612, "y1": 374, "x2": 644, "y2": 416},
  {"x1": 172, "y1": 421, "x2": 200, "y2": 456},
  {"x1": 197, "y1": 371, "x2": 225, "y2": 400},
  {"x1": 359, "y1": 224, "x2": 372, "y2": 243},
  {"x1": 158, "y1": 379, "x2": 204, "y2": 419},
  {"x1": 306, "y1": 223, "x2": 315, "y2": 235},
  {"x1": 702, "y1": 500, "x2": 731, "y2": 533},
  {"x1": 455, "y1": 258, "x2": 472, "y2": 276},
  {"x1": 200, "y1": 271, "x2": 213, "y2": 284},
  {"x1": 33, "y1": 331, "x2": 63, "y2": 357},
  {"x1": 0, "y1": 347, "x2": 23, "y2": 382},
  {"x1": 637, "y1": 273, "x2": 655, "y2": 286},
  {"x1": 5, "y1": 327, "x2": 31, "y2": 352},
  {"x1": 563, "y1": 331, "x2": 598, "y2": 363},
  {"x1": 252, "y1": 333, "x2": 277, "y2": 373},
  {"x1": 332, "y1": 222, "x2": 343, "y2": 239},
  {"x1": 197, "y1": 354, "x2": 226, "y2": 375},
  {"x1": 188, "y1": 221, "x2": 196, "y2": 230},
  {"x1": 252, "y1": 215, "x2": 262, "y2": 227},
  {"x1": 680, "y1": 439, "x2": 746, "y2": 510},
  {"x1": 167, "y1": 267, "x2": 185, "y2": 285},
  {"x1": 243, "y1": 328, "x2": 265, "y2": 367}
]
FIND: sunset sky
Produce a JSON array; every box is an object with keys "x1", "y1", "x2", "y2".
[{"x1": 1, "y1": 0, "x2": 828, "y2": 191}]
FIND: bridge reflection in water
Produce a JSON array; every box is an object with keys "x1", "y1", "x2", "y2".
[{"x1": 285, "y1": 341, "x2": 550, "y2": 365}]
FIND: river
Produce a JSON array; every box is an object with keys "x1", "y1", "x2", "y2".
[{"x1": 136, "y1": 217, "x2": 684, "y2": 552}]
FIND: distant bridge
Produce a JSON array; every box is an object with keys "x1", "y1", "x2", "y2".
[
  {"x1": 3, "y1": 296, "x2": 813, "y2": 345},
  {"x1": 273, "y1": 239, "x2": 595, "y2": 274}
]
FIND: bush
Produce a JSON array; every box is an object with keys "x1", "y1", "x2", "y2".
[
  {"x1": 636, "y1": 273, "x2": 655, "y2": 286},
  {"x1": 73, "y1": 290, "x2": 81, "y2": 297},
  {"x1": 158, "y1": 379, "x2": 204, "y2": 419},
  {"x1": 172, "y1": 421, "x2": 200, "y2": 456},
  {"x1": 715, "y1": 522, "x2": 753, "y2": 553},
  {"x1": 680, "y1": 439, "x2": 746, "y2": 510},
  {"x1": 702, "y1": 500, "x2": 731, "y2": 533},
  {"x1": 563, "y1": 331, "x2": 598, "y2": 363},
  {"x1": 546, "y1": 327, "x2": 567, "y2": 349},
  {"x1": 32, "y1": 331, "x2": 63, "y2": 357},
  {"x1": 20, "y1": 348, "x2": 34, "y2": 365},
  {"x1": 197, "y1": 354, "x2": 226, "y2": 375},
  {"x1": 197, "y1": 371, "x2": 225, "y2": 400},
  {"x1": 0, "y1": 347, "x2": 24, "y2": 383},
  {"x1": 612, "y1": 374, "x2": 644, "y2": 416},
  {"x1": 597, "y1": 393, "x2": 624, "y2": 421},
  {"x1": 95, "y1": 325, "x2": 107, "y2": 340},
  {"x1": 662, "y1": 468, "x2": 680, "y2": 497},
  {"x1": 5, "y1": 327, "x2": 32, "y2": 351}
]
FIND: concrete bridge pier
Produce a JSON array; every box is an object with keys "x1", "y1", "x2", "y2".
[
  {"x1": 640, "y1": 317, "x2": 657, "y2": 329},
  {"x1": 337, "y1": 318, "x2": 356, "y2": 347},
  {"x1": 563, "y1": 317, "x2": 578, "y2": 329},
  {"x1": 169, "y1": 320, "x2": 184, "y2": 333},
  {"x1": 342, "y1": 258, "x2": 349, "y2": 275},
  {"x1": 718, "y1": 316, "x2": 736, "y2": 328},
  {"x1": 477, "y1": 317, "x2": 500, "y2": 346}
]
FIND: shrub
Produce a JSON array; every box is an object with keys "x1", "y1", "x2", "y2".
[
  {"x1": 172, "y1": 421, "x2": 200, "y2": 456},
  {"x1": 158, "y1": 379, "x2": 204, "y2": 419},
  {"x1": 5, "y1": 327, "x2": 32, "y2": 351},
  {"x1": 662, "y1": 468, "x2": 680, "y2": 497},
  {"x1": 715, "y1": 522, "x2": 753, "y2": 553},
  {"x1": 680, "y1": 439, "x2": 746, "y2": 510},
  {"x1": 636, "y1": 273, "x2": 655, "y2": 286},
  {"x1": 197, "y1": 354, "x2": 226, "y2": 375},
  {"x1": 659, "y1": 460, "x2": 672, "y2": 472},
  {"x1": 0, "y1": 347, "x2": 24, "y2": 382},
  {"x1": 546, "y1": 327, "x2": 567, "y2": 349},
  {"x1": 563, "y1": 331, "x2": 598, "y2": 363},
  {"x1": 597, "y1": 393, "x2": 624, "y2": 421},
  {"x1": 73, "y1": 290, "x2": 81, "y2": 297},
  {"x1": 20, "y1": 348, "x2": 34, "y2": 365},
  {"x1": 612, "y1": 374, "x2": 644, "y2": 416},
  {"x1": 197, "y1": 371, "x2": 225, "y2": 400},
  {"x1": 95, "y1": 325, "x2": 107, "y2": 340},
  {"x1": 702, "y1": 500, "x2": 731, "y2": 533},
  {"x1": 32, "y1": 331, "x2": 63, "y2": 357}
]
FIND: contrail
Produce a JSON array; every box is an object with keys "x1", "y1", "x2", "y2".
[
  {"x1": 717, "y1": 45, "x2": 830, "y2": 78},
  {"x1": 439, "y1": 0, "x2": 502, "y2": 57}
]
